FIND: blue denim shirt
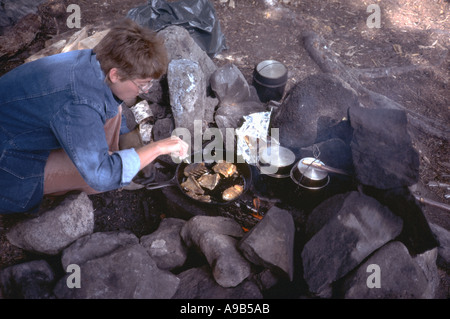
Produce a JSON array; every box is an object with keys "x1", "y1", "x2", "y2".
[{"x1": 0, "y1": 49, "x2": 141, "y2": 213}]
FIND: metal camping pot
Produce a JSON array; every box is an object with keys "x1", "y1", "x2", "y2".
[
  {"x1": 257, "y1": 145, "x2": 296, "y2": 178},
  {"x1": 290, "y1": 157, "x2": 330, "y2": 190},
  {"x1": 253, "y1": 60, "x2": 288, "y2": 103}
]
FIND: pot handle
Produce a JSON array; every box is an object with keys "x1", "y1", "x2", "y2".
[{"x1": 145, "y1": 176, "x2": 177, "y2": 190}]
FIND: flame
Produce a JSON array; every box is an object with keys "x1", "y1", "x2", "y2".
[
  {"x1": 251, "y1": 197, "x2": 263, "y2": 220},
  {"x1": 253, "y1": 197, "x2": 260, "y2": 212},
  {"x1": 242, "y1": 226, "x2": 249, "y2": 232},
  {"x1": 251, "y1": 212, "x2": 263, "y2": 220}
]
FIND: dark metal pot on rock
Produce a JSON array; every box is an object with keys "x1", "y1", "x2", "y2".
[
  {"x1": 257, "y1": 145, "x2": 296, "y2": 178},
  {"x1": 253, "y1": 60, "x2": 288, "y2": 103},
  {"x1": 290, "y1": 157, "x2": 330, "y2": 190}
]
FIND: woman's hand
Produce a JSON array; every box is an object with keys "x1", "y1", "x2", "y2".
[
  {"x1": 135, "y1": 136, "x2": 189, "y2": 169},
  {"x1": 156, "y1": 136, "x2": 189, "y2": 158}
]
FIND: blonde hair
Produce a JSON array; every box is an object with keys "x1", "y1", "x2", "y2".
[{"x1": 94, "y1": 19, "x2": 168, "y2": 81}]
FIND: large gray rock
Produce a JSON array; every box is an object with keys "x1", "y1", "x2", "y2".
[
  {"x1": 159, "y1": 25, "x2": 217, "y2": 83},
  {"x1": 211, "y1": 64, "x2": 267, "y2": 146},
  {"x1": 180, "y1": 216, "x2": 244, "y2": 247},
  {"x1": 159, "y1": 25, "x2": 219, "y2": 130},
  {"x1": 301, "y1": 191, "x2": 403, "y2": 297},
  {"x1": 152, "y1": 117, "x2": 175, "y2": 141},
  {"x1": 140, "y1": 218, "x2": 188, "y2": 270},
  {"x1": 349, "y1": 106, "x2": 420, "y2": 189},
  {"x1": 413, "y1": 247, "x2": 440, "y2": 299},
  {"x1": 342, "y1": 241, "x2": 431, "y2": 299},
  {"x1": 429, "y1": 222, "x2": 450, "y2": 270},
  {"x1": 167, "y1": 58, "x2": 207, "y2": 140},
  {"x1": 61, "y1": 230, "x2": 139, "y2": 270},
  {"x1": 270, "y1": 73, "x2": 360, "y2": 150},
  {"x1": 173, "y1": 266, "x2": 262, "y2": 299},
  {"x1": 180, "y1": 216, "x2": 251, "y2": 287},
  {"x1": 53, "y1": 244, "x2": 179, "y2": 299},
  {"x1": 239, "y1": 206, "x2": 295, "y2": 281},
  {"x1": 0, "y1": 260, "x2": 55, "y2": 299},
  {"x1": 199, "y1": 231, "x2": 251, "y2": 288},
  {"x1": 211, "y1": 63, "x2": 252, "y2": 105},
  {"x1": 6, "y1": 192, "x2": 94, "y2": 255}
]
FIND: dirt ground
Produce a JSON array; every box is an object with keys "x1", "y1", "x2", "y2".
[{"x1": 0, "y1": 0, "x2": 449, "y2": 297}]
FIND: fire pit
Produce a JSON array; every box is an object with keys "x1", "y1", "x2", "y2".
[
  {"x1": 154, "y1": 153, "x2": 357, "y2": 232},
  {"x1": 2, "y1": 18, "x2": 446, "y2": 299}
]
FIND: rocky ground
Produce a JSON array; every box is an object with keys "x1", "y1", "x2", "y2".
[{"x1": 0, "y1": 0, "x2": 449, "y2": 297}]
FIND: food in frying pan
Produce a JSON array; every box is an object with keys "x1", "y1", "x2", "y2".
[
  {"x1": 181, "y1": 176, "x2": 204, "y2": 195},
  {"x1": 185, "y1": 190, "x2": 212, "y2": 203},
  {"x1": 197, "y1": 173, "x2": 221, "y2": 190},
  {"x1": 222, "y1": 184, "x2": 244, "y2": 201},
  {"x1": 212, "y1": 161, "x2": 238, "y2": 178},
  {"x1": 180, "y1": 160, "x2": 245, "y2": 203},
  {"x1": 183, "y1": 162, "x2": 208, "y2": 177}
]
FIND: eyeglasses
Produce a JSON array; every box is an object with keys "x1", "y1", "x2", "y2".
[{"x1": 131, "y1": 79, "x2": 154, "y2": 94}]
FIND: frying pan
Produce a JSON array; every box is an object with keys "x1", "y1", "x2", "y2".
[{"x1": 145, "y1": 150, "x2": 252, "y2": 206}]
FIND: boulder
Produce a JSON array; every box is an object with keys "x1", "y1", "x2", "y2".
[
  {"x1": 172, "y1": 265, "x2": 262, "y2": 299},
  {"x1": 180, "y1": 216, "x2": 250, "y2": 287},
  {"x1": 199, "y1": 231, "x2": 251, "y2": 288},
  {"x1": 429, "y1": 223, "x2": 450, "y2": 270},
  {"x1": 301, "y1": 191, "x2": 403, "y2": 297},
  {"x1": 53, "y1": 244, "x2": 179, "y2": 299},
  {"x1": 140, "y1": 218, "x2": 188, "y2": 270},
  {"x1": 239, "y1": 206, "x2": 295, "y2": 281},
  {"x1": 6, "y1": 192, "x2": 94, "y2": 255},
  {"x1": 270, "y1": 73, "x2": 360, "y2": 150},
  {"x1": 0, "y1": 260, "x2": 55, "y2": 299},
  {"x1": 159, "y1": 25, "x2": 217, "y2": 84},
  {"x1": 211, "y1": 63, "x2": 252, "y2": 105},
  {"x1": 413, "y1": 247, "x2": 440, "y2": 299},
  {"x1": 167, "y1": 58, "x2": 207, "y2": 140},
  {"x1": 180, "y1": 215, "x2": 244, "y2": 247},
  {"x1": 211, "y1": 64, "x2": 267, "y2": 146},
  {"x1": 342, "y1": 241, "x2": 431, "y2": 299},
  {"x1": 349, "y1": 106, "x2": 420, "y2": 189},
  {"x1": 60, "y1": 230, "x2": 139, "y2": 270}
]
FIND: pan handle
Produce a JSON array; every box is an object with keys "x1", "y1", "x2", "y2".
[
  {"x1": 145, "y1": 176, "x2": 178, "y2": 190},
  {"x1": 302, "y1": 160, "x2": 351, "y2": 176}
]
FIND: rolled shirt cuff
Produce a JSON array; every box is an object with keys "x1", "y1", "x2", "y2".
[{"x1": 115, "y1": 148, "x2": 141, "y2": 185}]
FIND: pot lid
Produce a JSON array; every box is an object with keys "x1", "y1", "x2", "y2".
[
  {"x1": 296, "y1": 157, "x2": 328, "y2": 180},
  {"x1": 256, "y1": 60, "x2": 287, "y2": 80},
  {"x1": 259, "y1": 145, "x2": 296, "y2": 167}
]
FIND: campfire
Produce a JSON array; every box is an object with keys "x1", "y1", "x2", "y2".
[{"x1": 1, "y1": 24, "x2": 446, "y2": 300}]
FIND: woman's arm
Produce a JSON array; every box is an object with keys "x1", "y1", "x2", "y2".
[{"x1": 135, "y1": 136, "x2": 189, "y2": 170}]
